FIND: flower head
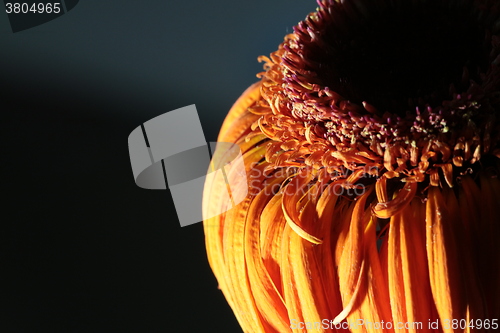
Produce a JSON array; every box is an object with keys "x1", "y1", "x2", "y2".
[{"x1": 204, "y1": 1, "x2": 500, "y2": 332}]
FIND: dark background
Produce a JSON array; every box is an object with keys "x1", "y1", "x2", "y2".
[{"x1": 0, "y1": 1, "x2": 316, "y2": 332}]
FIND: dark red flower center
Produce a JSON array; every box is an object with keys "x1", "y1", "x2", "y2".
[
  {"x1": 300, "y1": 1, "x2": 491, "y2": 115},
  {"x1": 255, "y1": 0, "x2": 500, "y2": 190}
]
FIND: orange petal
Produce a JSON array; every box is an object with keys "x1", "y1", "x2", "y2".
[
  {"x1": 373, "y1": 181, "x2": 417, "y2": 219},
  {"x1": 282, "y1": 170, "x2": 323, "y2": 245},
  {"x1": 426, "y1": 187, "x2": 465, "y2": 333},
  {"x1": 218, "y1": 82, "x2": 262, "y2": 143},
  {"x1": 388, "y1": 199, "x2": 436, "y2": 333}
]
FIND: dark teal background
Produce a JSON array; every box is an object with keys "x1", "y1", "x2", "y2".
[{"x1": 0, "y1": 1, "x2": 316, "y2": 332}]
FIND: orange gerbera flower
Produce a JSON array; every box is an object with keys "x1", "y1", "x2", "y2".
[{"x1": 203, "y1": 0, "x2": 500, "y2": 332}]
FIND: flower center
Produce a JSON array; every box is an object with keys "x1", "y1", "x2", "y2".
[
  {"x1": 303, "y1": 1, "x2": 489, "y2": 115},
  {"x1": 256, "y1": 0, "x2": 500, "y2": 189}
]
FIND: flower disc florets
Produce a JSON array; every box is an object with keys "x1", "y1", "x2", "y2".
[{"x1": 252, "y1": 0, "x2": 500, "y2": 189}]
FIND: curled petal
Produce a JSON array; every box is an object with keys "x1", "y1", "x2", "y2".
[{"x1": 373, "y1": 181, "x2": 417, "y2": 219}]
